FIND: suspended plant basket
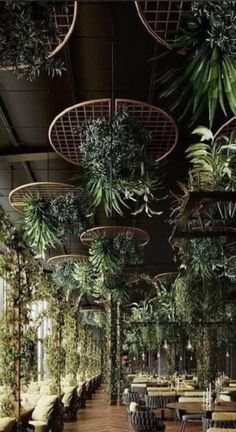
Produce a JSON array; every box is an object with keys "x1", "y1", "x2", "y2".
[
  {"x1": 1, "y1": 1, "x2": 77, "y2": 71},
  {"x1": 135, "y1": 0, "x2": 192, "y2": 47},
  {"x1": 215, "y1": 117, "x2": 236, "y2": 140},
  {"x1": 47, "y1": 254, "x2": 88, "y2": 267},
  {"x1": 80, "y1": 226, "x2": 150, "y2": 247},
  {"x1": 9, "y1": 182, "x2": 74, "y2": 213},
  {"x1": 49, "y1": 98, "x2": 178, "y2": 165},
  {"x1": 46, "y1": 2, "x2": 78, "y2": 57}
]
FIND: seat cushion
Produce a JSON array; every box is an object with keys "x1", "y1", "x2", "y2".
[
  {"x1": 0, "y1": 418, "x2": 16, "y2": 432},
  {"x1": 129, "y1": 402, "x2": 139, "y2": 412},
  {"x1": 28, "y1": 420, "x2": 47, "y2": 432},
  {"x1": 207, "y1": 429, "x2": 236, "y2": 432},
  {"x1": 31, "y1": 395, "x2": 57, "y2": 421},
  {"x1": 212, "y1": 413, "x2": 236, "y2": 421}
]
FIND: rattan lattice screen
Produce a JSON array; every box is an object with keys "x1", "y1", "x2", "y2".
[
  {"x1": 215, "y1": 117, "x2": 236, "y2": 139},
  {"x1": 135, "y1": 0, "x2": 192, "y2": 46},
  {"x1": 9, "y1": 182, "x2": 74, "y2": 212},
  {"x1": 49, "y1": 1, "x2": 77, "y2": 57},
  {"x1": 49, "y1": 98, "x2": 178, "y2": 165},
  {"x1": 48, "y1": 254, "x2": 87, "y2": 266},
  {"x1": 80, "y1": 226, "x2": 150, "y2": 247}
]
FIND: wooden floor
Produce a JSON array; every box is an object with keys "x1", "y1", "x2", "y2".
[{"x1": 64, "y1": 386, "x2": 201, "y2": 432}]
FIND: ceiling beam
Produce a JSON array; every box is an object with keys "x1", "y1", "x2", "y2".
[{"x1": 0, "y1": 150, "x2": 59, "y2": 163}]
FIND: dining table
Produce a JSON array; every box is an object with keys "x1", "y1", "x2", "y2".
[{"x1": 167, "y1": 401, "x2": 236, "y2": 418}]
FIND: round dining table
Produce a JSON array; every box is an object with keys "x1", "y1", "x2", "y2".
[{"x1": 167, "y1": 401, "x2": 236, "y2": 418}]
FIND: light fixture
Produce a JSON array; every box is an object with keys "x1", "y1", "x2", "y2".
[
  {"x1": 157, "y1": 351, "x2": 160, "y2": 358},
  {"x1": 186, "y1": 339, "x2": 192, "y2": 351},
  {"x1": 142, "y1": 352, "x2": 146, "y2": 361},
  {"x1": 163, "y1": 340, "x2": 168, "y2": 350},
  {"x1": 133, "y1": 356, "x2": 136, "y2": 361},
  {"x1": 179, "y1": 356, "x2": 183, "y2": 361},
  {"x1": 190, "y1": 356, "x2": 193, "y2": 361},
  {"x1": 226, "y1": 351, "x2": 230, "y2": 358}
]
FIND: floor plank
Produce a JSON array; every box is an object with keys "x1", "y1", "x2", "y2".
[{"x1": 64, "y1": 387, "x2": 202, "y2": 432}]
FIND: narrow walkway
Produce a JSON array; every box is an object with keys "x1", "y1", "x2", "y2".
[{"x1": 64, "y1": 387, "x2": 201, "y2": 432}]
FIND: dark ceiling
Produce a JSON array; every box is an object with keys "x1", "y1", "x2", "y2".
[{"x1": 0, "y1": 1, "x2": 228, "y2": 275}]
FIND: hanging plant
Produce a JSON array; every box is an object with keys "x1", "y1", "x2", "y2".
[
  {"x1": 74, "y1": 109, "x2": 164, "y2": 217},
  {"x1": 94, "y1": 274, "x2": 131, "y2": 303},
  {"x1": 23, "y1": 196, "x2": 61, "y2": 257},
  {"x1": 23, "y1": 190, "x2": 91, "y2": 257},
  {"x1": 0, "y1": 1, "x2": 68, "y2": 80},
  {"x1": 160, "y1": 1, "x2": 236, "y2": 126},
  {"x1": 49, "y1": 190, "x2": 91, "y2": 239},
  {"x1": 89, "y1": 231, "x2": 144, "y2": 275},
  {"x1": 53, "y1": 260, "x2": 77, "y2": 288},
  {"x1": 186, "y1": 127, "x2": 236, "y2": 191},
  {"x1": 187, "y1": 238, "x2": 224, "y2": 279}
]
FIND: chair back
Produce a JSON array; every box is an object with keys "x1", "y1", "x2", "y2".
[
  {"x1": 128, "y1": 410, "x2": 165, "y2": 432},
  {"x1": 123, "y1": 391, "x2": 140, "y2": 406},
  {"x1": 145, "y1": 393, "x2": 178, "y2": 409},
  {"x1": 220, "y1": 394, "x2": 232, "y2": 402}
]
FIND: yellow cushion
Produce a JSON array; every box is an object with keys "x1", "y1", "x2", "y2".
[
  {"x1": 129, "y1": 402, "x2": 139, "y2": 412},
  {"x1": 220, "y1": 394, "x2": 232, "y2": 402},
  {"x1": 179, "y1": 397, "x2": 203, "y2": 402},
  {"x1": 148, "y1": 391, "x2": 176, "y2": 396},
  {"x1": 0, "y1": 418, "x2": 16, "y2": 432},
  {"x1": 62, "y1": 387, "x2": 75, "y2": 407},
  {"x1": 28, "y1": 420, "x2": 47, "y2": 432},
  {"x1": 212, "y1": 413, "x2": 236, "y2": 421},
  {"x1": 207, "y1": 429, "x2": 236, "y2": 432},
  {"x1": 32, "y1": 395, "x2": 57, "y2": 422},
  {"x1": 147, "y1": 387, "x2": 172, "y2": 392}
]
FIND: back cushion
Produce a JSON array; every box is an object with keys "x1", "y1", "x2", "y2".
[
  {"x1": 129, "y1": 402, "x2": 139, "y2": 412},
  {"x1": 32, "y1": 395, "x2": 58, "y2": 421}
]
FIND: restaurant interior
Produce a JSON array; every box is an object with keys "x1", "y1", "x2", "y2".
[{"x1": 0, "y1": 1, "x2": 236, "y2": 431}]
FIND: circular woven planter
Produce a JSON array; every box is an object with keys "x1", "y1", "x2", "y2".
[
  {"x1": 154, "y1": 272, "x2": 178, "y2": 281},
  {"x1": 2, "y1": 2, "x2": 77, "y2": 71},
  {"x1": 47, "y1": 254, "x2": 88, "y2": 267},
  {"x1": 9, "y1": 182, "x2": 74, "y2": 213},
  {"x1": 135, "y1": 0, "x2": 192, "y2": 47},
  {"x1": 214, "y1": 117, "x2": 236, "y2": 139},
  {"x1": 80, "y1": 226, "x2": 150, "y2": 247},
  {"x1": 49, "y1": 98, "x2": 178, "y2": 165}
]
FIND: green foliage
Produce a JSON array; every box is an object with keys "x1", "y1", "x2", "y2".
[
  {"x1": 94, "y1": 274, "x2": 131, "y2": 303},
  {"x1": 23, "y1": 196, "x2": 60, "y2": 257},
  {"x1": 174, "y1": 275, "x2": 195, "y2": 322},
  {"x1": 0, "y1": 1, "x2": 66, "y2": 80},
  {"x1": 49, "y1": 191, "x2": 90, "y2": 238},
  {"x1": 160, "y1": 1, "x2": 236, "y2": 126},
  {"x1": 0, "y1": 392, "x2": 14, "y2": 418},
  {"x1": 63, "y1": 314, "x2": 79, "y2": 383},
  {"x1": 89, "y1": 234, "x2": 120, "y2": 273},
  {"x1": 89, "y1": 232, "x2": 143, "y2": 275},
  {"x1": 21, "y1": 334, "x2": 37, "y2": 385},
  {"x1": 186, "y1": 127, "x2": 236, "y2": 191},
  {"x1": 75, "y1": 109, "x2": 164, "y2": 217},
  {"x1": 23, "y1": 191, "x2": 91, "y2": 257},
  {"x1": 53, "y1": 260, "x2": 77, "y2": 288}
]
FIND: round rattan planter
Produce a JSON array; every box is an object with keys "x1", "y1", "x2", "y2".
[
  {"x1": 1, "y1": 2, "x2": 77, "y2": 70},
  {"x1": 49, "y1": 98, "x2": 178, "y2": 165},
  {"x1": 9, "y1": 182, "x2": 74, "y2": 213},
  {"x1": 47, "y1": 254, "x2": 88, "y2": 267},
  {"x1": 80, "y1": 226, "x2": 150, "y2": 247},
  {"x1": 135, "y1": 0, "x2": 192, "y2": 47}
]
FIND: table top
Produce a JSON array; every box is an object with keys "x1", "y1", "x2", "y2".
[{"x1": 167, "y1": 401, "x2": 236, "y2": 412}]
